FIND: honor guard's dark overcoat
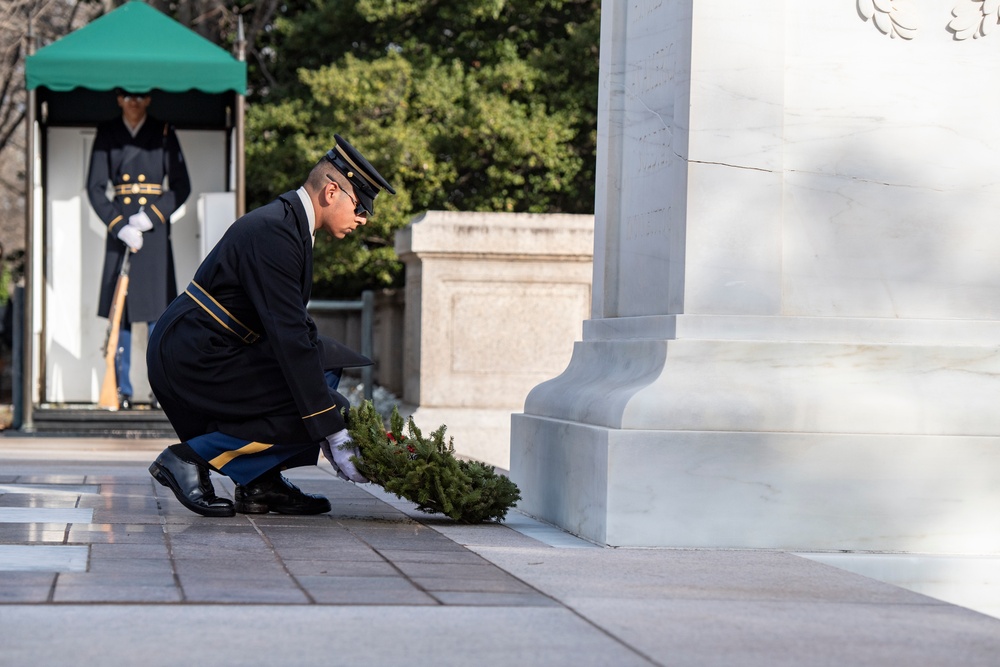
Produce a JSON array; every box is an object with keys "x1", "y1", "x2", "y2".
[
  {"x1": 87, "y1": 115, "x2": 191, "y2": 323},
  {"x1": 147, "y1": 191, "x2": 368, "y2": 450}
]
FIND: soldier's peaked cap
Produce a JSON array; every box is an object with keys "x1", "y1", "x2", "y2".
[{"x1": 324, "y1": 135, "x2": 396, "y2": 215}]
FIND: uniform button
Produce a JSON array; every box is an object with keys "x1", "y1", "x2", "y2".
[
  {"x1": 123, "y1": 197, "x2": 132, "y2": 204},
  {"x1": 122, "y1": 174, "x2": 131, "y2": 181},
  {"x1": 138, "y1": 174, "x2": 146, "y2": 182},
  {"x1": 138, "y1": 197, "x2": 147, "y2": 205}
]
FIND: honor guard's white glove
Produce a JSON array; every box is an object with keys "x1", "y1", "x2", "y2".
[
  {"x1": 128, "y1": 208, "x2": 153, "y2": 232},
  {"x1": 117, "y1": 224, "x2": 143, "y2": 251},
  {"x1": 321, "y1": 429, "x2": 369, "y2": 483}
]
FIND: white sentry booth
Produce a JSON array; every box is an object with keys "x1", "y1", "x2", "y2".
[{"x1": 21, "y1": 2, "x2": 247, "y2": 431}]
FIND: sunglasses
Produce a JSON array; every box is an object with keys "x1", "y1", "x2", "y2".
[
  {"x1": 326, "y1": 174, "x2": 366, "y2": 216},
  {"x1": 120, "y1": 93, "x2": 150, "y2": 101}
]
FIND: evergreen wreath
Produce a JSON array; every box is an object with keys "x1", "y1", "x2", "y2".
[{"x1": 345, "y1": 400, "x2": 521, "y2": 523}]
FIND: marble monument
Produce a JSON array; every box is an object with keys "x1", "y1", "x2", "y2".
[{"x1": 511, "y1": 0, "x2": 1000, "y2": 550}]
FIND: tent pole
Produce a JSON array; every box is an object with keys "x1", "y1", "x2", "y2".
[
  {"x1": 235, "y1": 15, "x2": 246, "y2": 218},
  {"x1": 236, "y1": 96, "x2": 245, "y2": 217},
  {"x1": 21, "y1": 22, "x2": 36, "y2": 431}
]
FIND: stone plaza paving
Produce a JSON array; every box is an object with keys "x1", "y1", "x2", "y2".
[{"x1": 1, "y1": 437, "x2": 999, "y2": 666}]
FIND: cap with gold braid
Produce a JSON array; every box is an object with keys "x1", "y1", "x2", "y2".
[{"x1": 324, "y1": 134, "x2": 396, "y2": 216}]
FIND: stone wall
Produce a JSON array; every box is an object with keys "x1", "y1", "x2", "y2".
[
  {"x1": 396, "y1": 210, "x2": 594, "y2": 469},
  {"x1": 309, "y1": 289, "x2": 405, "y2": 397}
]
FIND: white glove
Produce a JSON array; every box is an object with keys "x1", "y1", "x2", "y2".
[
  {"x1": 128, "y1": 209, "x2": 153, "y2": 232},
  {"x1": 321, "y1": 429, "x2": 369, "y2": 483},
  {"x1": 117, "y1": 224, "x2": 143, "y2": 251}
]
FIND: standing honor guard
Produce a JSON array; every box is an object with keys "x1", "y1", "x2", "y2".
[
  {"x1": 87, "y1": 88, "x2": 191, "y2": 409},
  {"x1": 147, "y1": 135, "x2": 395, "y2": 517}
]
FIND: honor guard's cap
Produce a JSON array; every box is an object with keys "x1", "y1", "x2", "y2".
[{"x1": 324, "y1": 135, "x2": 396, "y2": 216}]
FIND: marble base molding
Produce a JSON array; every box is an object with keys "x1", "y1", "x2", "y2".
[
  {"x1": 511, "y1": 315, "x2": 1000, "y2": 550},
  {"x1": 511, "y1": 416, "x2": 1000, "y2": 551}
]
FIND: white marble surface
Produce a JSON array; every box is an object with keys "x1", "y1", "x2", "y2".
[
  {"x1": 513, "y1": 0, "x2": 1000, "y2": 549},
  {"x1": 783, "y1": 2, "x2": 1000, "y2": 319},
  {"x1": 594, "y1": 0, "x2": 1000, "y2": 320},
  {"x1": 524, "y1": 336, "x2": 1000, "y2": 434},
  {"x1": 512, "y1": 417, "x2": 1000, "y2": 551},
  {"x1": 582, "y1": 313, "x2": 1000, "y2": 346}
]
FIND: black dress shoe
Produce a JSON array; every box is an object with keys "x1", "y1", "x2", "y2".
[
  {"x1": 235, "y1": 474, "x2": 331, "y2": 515},
  {"x1": 149, "y1": 448, "x2": 235, "y2": 517}
]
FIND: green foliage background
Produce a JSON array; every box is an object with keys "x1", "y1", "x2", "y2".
[{"x1": 245, "y1": 0, "x2": 600, "y2": 298}]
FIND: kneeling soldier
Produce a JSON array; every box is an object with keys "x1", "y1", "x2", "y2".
[{"x1": 147, "y1": 135, "x2": 394, "y2": 516}]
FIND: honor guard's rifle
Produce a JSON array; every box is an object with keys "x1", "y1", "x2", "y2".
[{"x1": 98, "y1": 250, "x2": 131, "y2": 410}]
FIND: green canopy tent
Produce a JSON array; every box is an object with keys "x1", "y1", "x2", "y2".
[
  {"x1": 18, "y1": 1, "x2": 247, "y2": 431},
  {"x1": 27, "y1": 0, "x2": 246, "y2": 95},
  {"x1": 26, "y1": 0, "x2": 246, "y2": 127}
]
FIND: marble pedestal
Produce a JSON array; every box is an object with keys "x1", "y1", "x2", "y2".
[
  {"x1": 512, "y1": 0, "x2": 1000, "y2": 549},
  {"x1": 512, "y1": 314, "x2": 1000, "y2": 549}
]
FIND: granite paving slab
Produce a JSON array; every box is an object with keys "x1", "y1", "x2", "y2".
[
  {"x1": 0, "y1": 466, "x2": 555, "y2": 608},
  {"x1": 3, "y1": 438, "x2": 1000, "y2": 667}
]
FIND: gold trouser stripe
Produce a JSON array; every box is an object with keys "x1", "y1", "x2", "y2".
[
  {"x1": 303, "y1": 405, "x2": 336, "y2": 420},
  {"x1": 209, "y1": 441, "x2": 273, "y2": 469}
]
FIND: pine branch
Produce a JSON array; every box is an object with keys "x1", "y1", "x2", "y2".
[{"x1": 346, "y1": 401, "x2": 521, "y2": 523}]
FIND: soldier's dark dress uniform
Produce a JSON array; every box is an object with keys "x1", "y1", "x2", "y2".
[
  {"x1": 87, "y1": 113, "x2": 191, "y2": 323},
  {"x1": 147, "y1": 136, "x2": 394, "y2": 508},
  {"x1": 147, "y1": 191, "x2": 368, "y2": 483}
]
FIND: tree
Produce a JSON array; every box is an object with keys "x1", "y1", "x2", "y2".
[
  {"x1": 0, "y1": 0, "x2": 602, "y2": 300},
  {"x1": 0, "y1": 0, "x2": 105, "y2": 281},
  {"x1": 246, "y1": 0, "x2": 601, "y2": 298}
]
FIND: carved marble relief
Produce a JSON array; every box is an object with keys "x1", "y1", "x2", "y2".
[
  {"x1": 857, "y1": 0, "x2": 1000, "y2": 40},
  {"x1": 949, "y1": 0, "x2": 1000, "y2": 39},
  {"x1": 858, "y1": 0, "x2": 918, "y2": 39}
]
